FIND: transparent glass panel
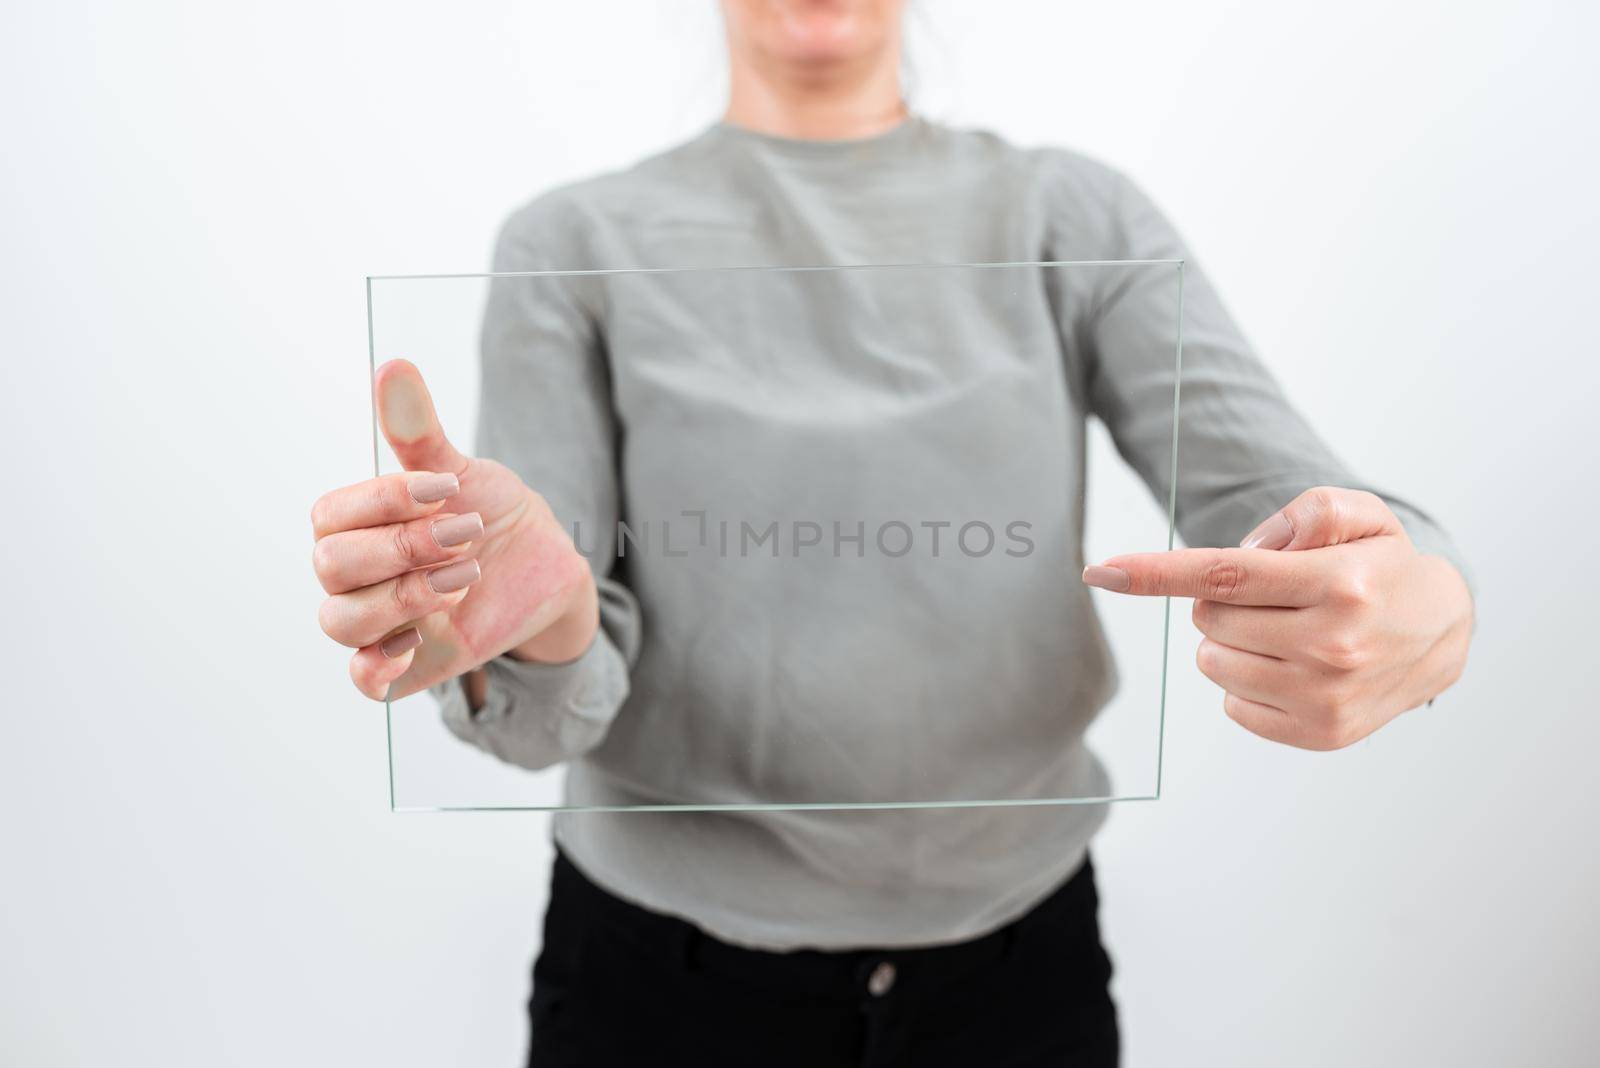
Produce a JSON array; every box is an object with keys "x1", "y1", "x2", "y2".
[{"x1": 366, "y1": 261, "x2": 1182, "y2": 811}]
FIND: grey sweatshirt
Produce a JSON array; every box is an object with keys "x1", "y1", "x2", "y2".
[{"x1": 432, "y1": 117, "x2": 1464, "y2": 951}]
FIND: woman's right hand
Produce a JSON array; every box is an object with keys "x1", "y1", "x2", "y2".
[{"x1": 310, "y1": 360, "x2": 597, "y2": 702}]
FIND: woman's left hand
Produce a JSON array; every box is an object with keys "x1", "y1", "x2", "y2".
[{"x1": 1082, "y1": 487, "x2": 1474, "y2": 750}]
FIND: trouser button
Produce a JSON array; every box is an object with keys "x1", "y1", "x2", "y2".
[{"x1": 866, "y1": 960, "x2": 896, "y2": 998}]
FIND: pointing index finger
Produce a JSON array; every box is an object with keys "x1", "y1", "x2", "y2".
[{"x1": 1083, "y1": 547, "x2": 1325, "y2": 606}]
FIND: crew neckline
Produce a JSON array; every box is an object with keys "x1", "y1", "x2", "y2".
[{"x1": 709, "y1": 114, "x2": 927, "y2": 159}]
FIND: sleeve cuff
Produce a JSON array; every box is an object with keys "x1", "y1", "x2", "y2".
[{"x1": 432, "y1": 631, "x2": 631, "y2": 771}]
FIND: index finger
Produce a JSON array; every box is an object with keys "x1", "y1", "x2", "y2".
[
  {"x1": 310, "y1": 471, "x2": 459, "y2": 539},
  {"x1": 1083, "y1": 547, "x2": 1326, "y2": 606}
]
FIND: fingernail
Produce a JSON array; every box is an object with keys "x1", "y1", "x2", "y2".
[
  {"x1": 1240, "y1": 512, "x2": 1293, "y2": 551},
  {"x1": 1082, "y1": 565, "x2": 1131, "y2": 592},
  {"x1": 380, "y1": 627, "x2": 422, "y2": 659},
  {"x1": 431, "y1": 512, "x2": 483, "y2": 548},
  {"x1": 427, "y1": 558, "x2": 480, "y2": 594},
  {"x1": 408, "y1": 472, "x2": 459, "y2": 504}
]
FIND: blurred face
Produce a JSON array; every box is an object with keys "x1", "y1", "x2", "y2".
[{"x1": 720, "y1": 0, "x2": 907, "y2": 71}]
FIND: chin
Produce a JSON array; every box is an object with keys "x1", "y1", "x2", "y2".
[{"x1": 729, "y1": 0, "x2": 901, "y2": 66}]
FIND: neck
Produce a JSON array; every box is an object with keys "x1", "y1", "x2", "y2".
[{"x1": 723, "y1": 47, "x2": 907, "y2": 140}]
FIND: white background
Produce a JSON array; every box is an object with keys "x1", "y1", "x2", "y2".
[{"x1": 3, "y1": 2, "x2": 1597, "y2": 1064}]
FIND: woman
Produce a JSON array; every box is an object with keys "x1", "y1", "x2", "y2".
[{"x1": 310, "y1": 2, "x2": 1475, "y2": 1064}]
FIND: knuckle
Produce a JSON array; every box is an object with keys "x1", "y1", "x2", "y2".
[
  {"x1": 1292, "y1": 487, "x2": 1339, "y2": 540},
  {"x1": 1305, "y1": 486, "x2": 1341, "y2": 516},
  {"x1": 1318, "y1": 493, "x2": 1345, "y2": 533},
  {"x1": 390, "y1": 522, "x2": 423, "y2": 568},
  {"x1": 1306, "y1": 485, "x2": 1340, "y2": 505},
  {"x1": 1191, "y1": 598, "x2": 1212, "y2": 629},
  {"x1": 1300, "y1": 692, "x2": 1358, "y2": 748},
  {"x1": 356, "y1": 479, "x2": 390, "y2": 525},
  {"x1": 1295, "y1": 706, "x2": 1346, "y2": 750},
  {"x1": 311, "y1": 538, "x2": 336, "y2": 583},
  {"x1": 1352, "y1": 489, "x2": 1384, "y2": 512},
  {"x1": 389, "y1": 573, "x2": 421, "y2": 615},
  {"x1": 1326, "y1": 571, "x2": 1374, "y2": 609},
  {"x1": 1316, "y1": 630, "x2": 1368, "y2": 671},
  {"x1": 1305, "y1": 489, "x2": 1344, "y2": 518},
  {"x1": 1200, "y1": 560, "x2": 1248, "y2": 601},
  {"x1": 1310, "y1": 688, "x2": 1348, "y2": 719}
]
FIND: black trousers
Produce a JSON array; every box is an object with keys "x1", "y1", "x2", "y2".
[{"x1": 527, "y1": 851, "x2": 1119, "y2": 1067}]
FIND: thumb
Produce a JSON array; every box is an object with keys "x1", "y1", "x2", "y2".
[
  {"x1": 1239, "y1": 486, "x2": 1406, "y2": 551},
  {"x1": 375, "y1": 359, "x2": 468, "y2": 475}
]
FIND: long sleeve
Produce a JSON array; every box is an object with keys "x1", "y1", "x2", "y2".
[
  {"x1": 1068, "y1": 167, "x2": 1471, "y2": 586},
  {"x1": 430, "y1": 198, "x2": 642, "y2": 771}
]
